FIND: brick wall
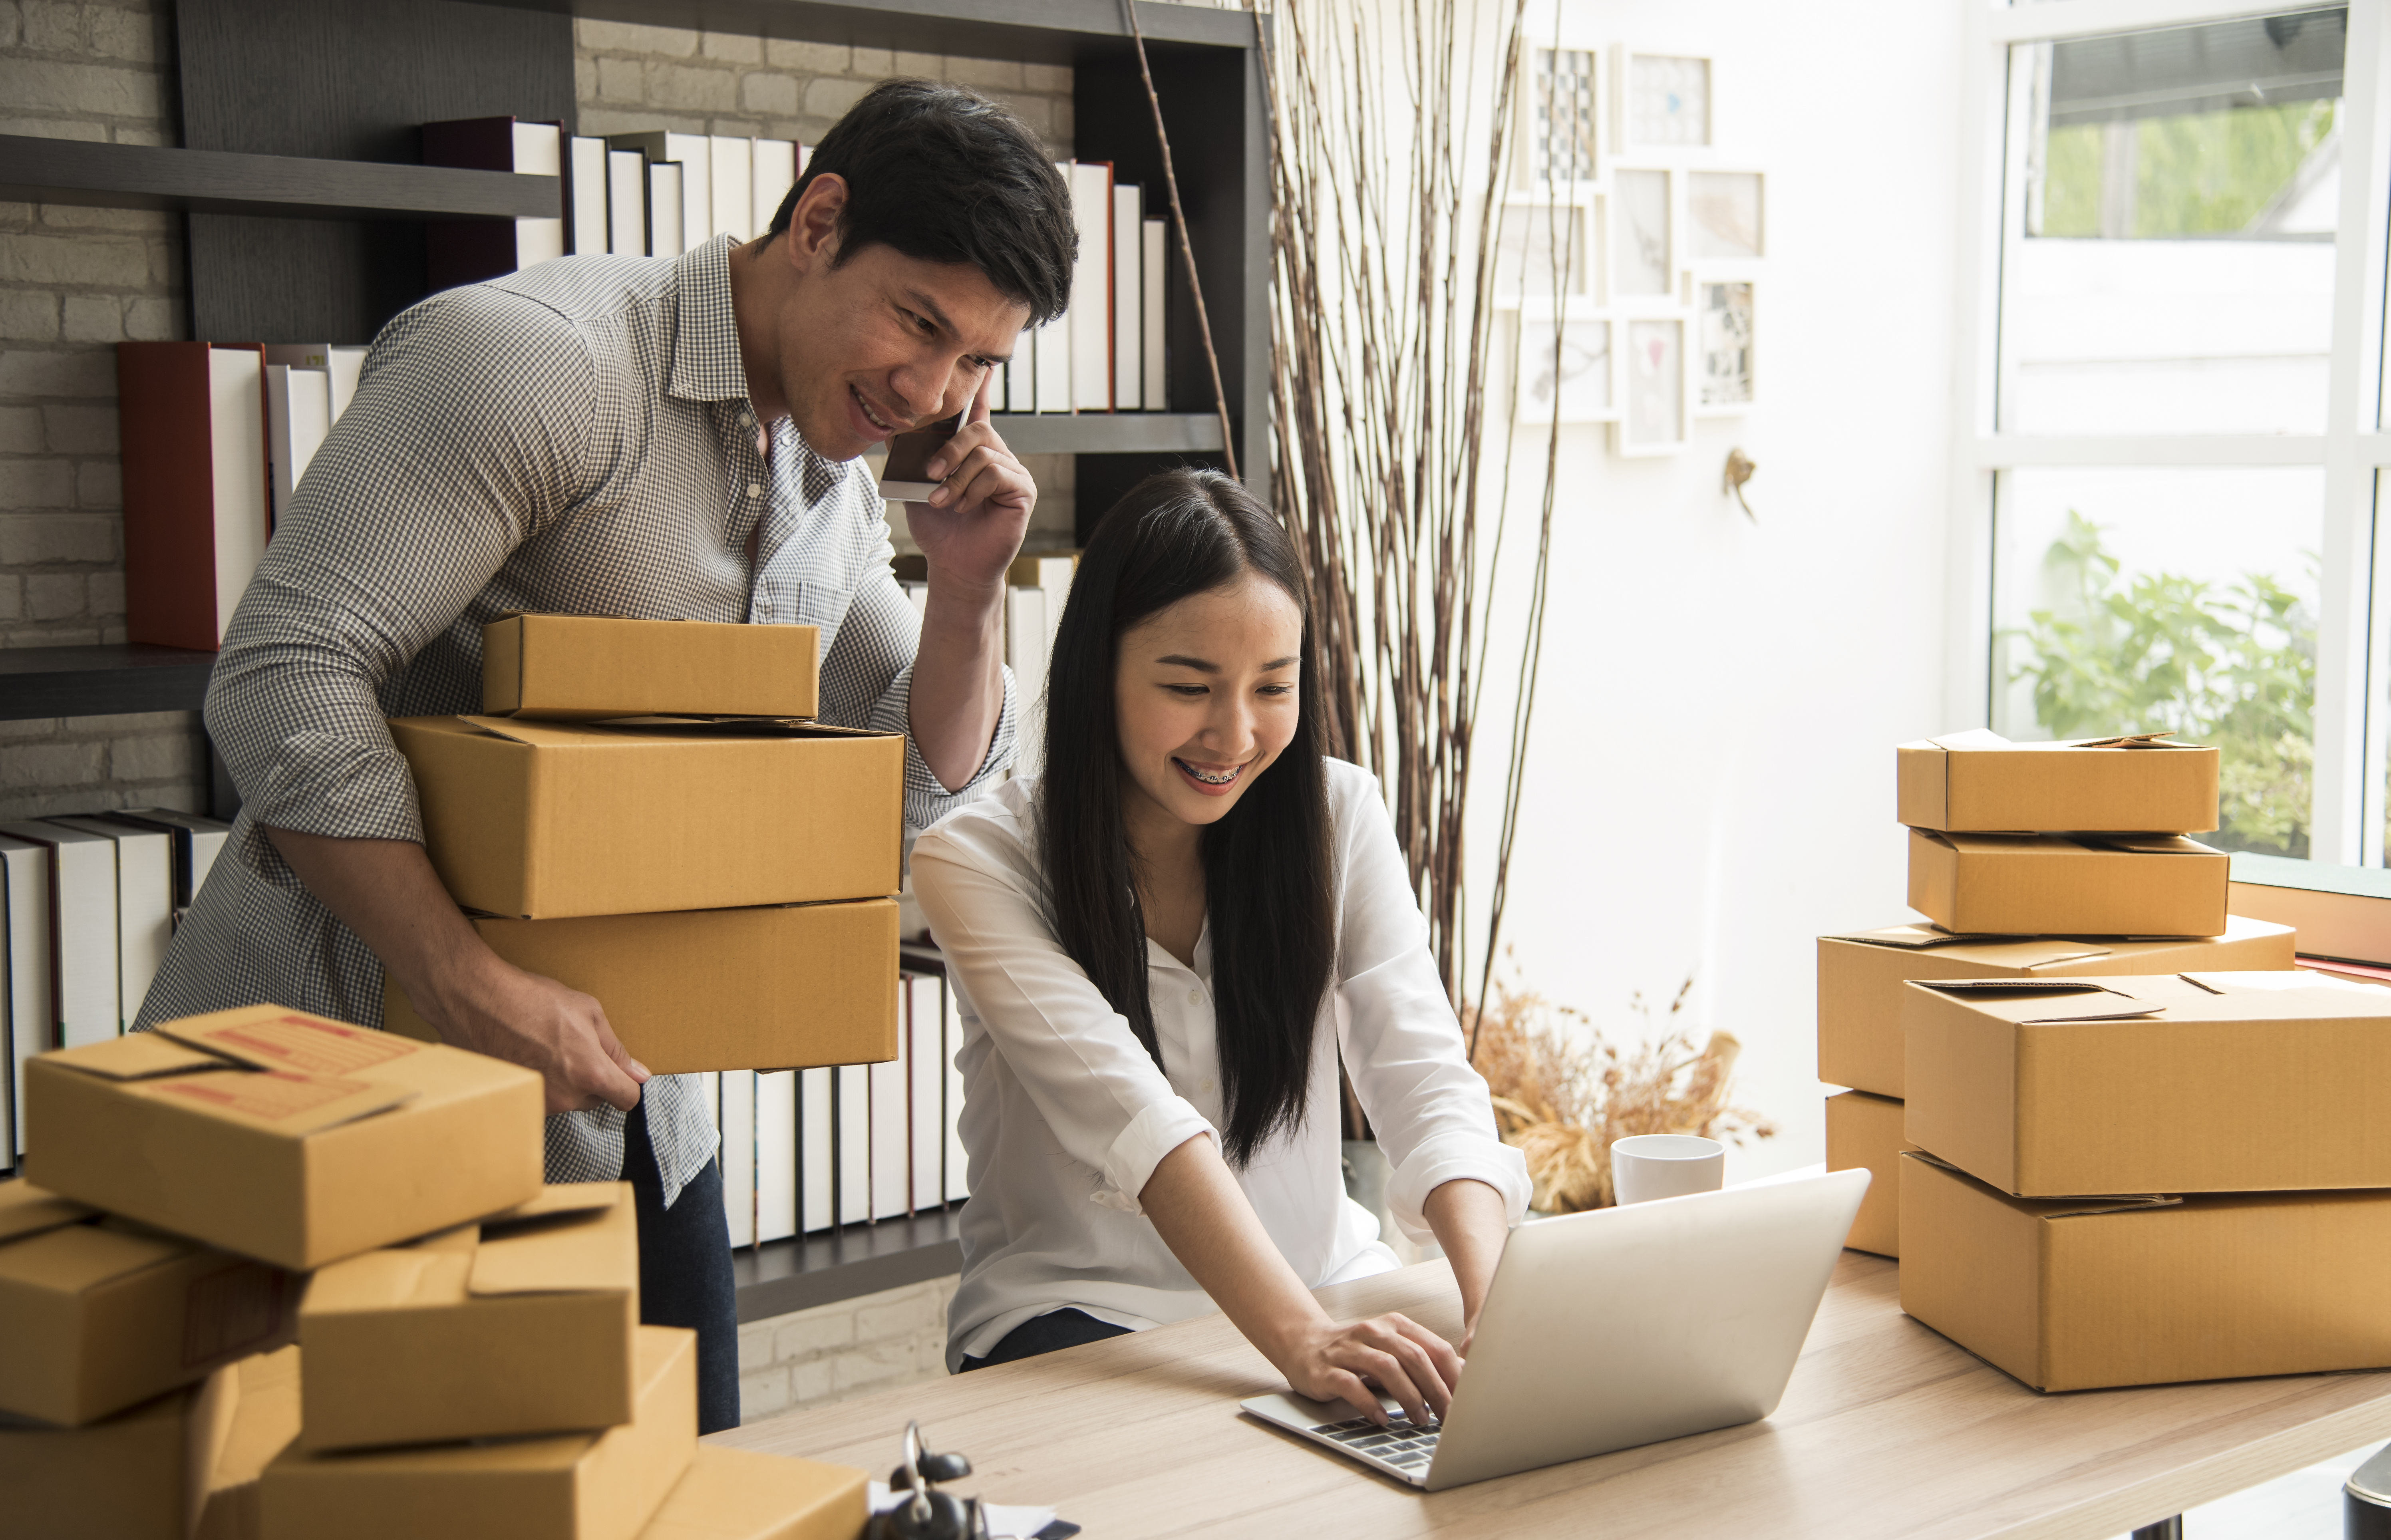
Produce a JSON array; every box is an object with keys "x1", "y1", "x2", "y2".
[
  {"x1": 0, "y1": 0, "x2": 204, "y2": 816},
  {"x1": 738, "y1": 1274, "x2": 960, "y2": 1422}
]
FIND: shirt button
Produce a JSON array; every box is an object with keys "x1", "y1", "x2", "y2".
[
  {"x1": 747, "y1": 482, "x2": 763, "y2": 498},
  {"x1": 1188, "y1": 989, "x2": 1200, "y2": 1004},
  {"x1": 1200, "y1": 1078, "x2": 1215, "y2": 1093}
]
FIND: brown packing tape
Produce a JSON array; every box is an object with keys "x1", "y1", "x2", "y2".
[
  {"x1": 637, "y1": 1446, "x2": 870, "y2": 1540},
  {"x1": 1814, "y1": 917, "x2": 2294, "y2": 1098},
  {"x1": 24, "y1": 1005, "x2": 544, "y2": 1272},
  {"x1": 1898, "y1": 1151, "x2": 2391, "y2": 1392},
  {"x1": 296, "y1": 1183, "x2": 638, "y2": 1452},
  {"x1": 263, "y1": 1325, "x2": 697, "y2": 1540}
]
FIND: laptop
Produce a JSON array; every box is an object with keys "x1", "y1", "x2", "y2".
[{"x1": 1240, "y1": 1167, "x2": 1870, "y2": 1491}]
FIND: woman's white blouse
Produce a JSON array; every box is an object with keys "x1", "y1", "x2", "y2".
[{"x1": 910, "y1": 757, "x2": 1531, "y2": 1369}]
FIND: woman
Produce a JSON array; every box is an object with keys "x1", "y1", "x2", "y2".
[{"x1": 911, "y1": 468, "x2": 1529, "y2": 1427}]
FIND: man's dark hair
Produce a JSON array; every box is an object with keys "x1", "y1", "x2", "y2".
[{"x1": 765, "y1": 79, "x2": 1075, "y2": 327}]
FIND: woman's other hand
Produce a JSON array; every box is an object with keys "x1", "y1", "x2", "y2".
[{"x1": 1282, "y1": 1311, "x2": 1465, "y2": 1428}]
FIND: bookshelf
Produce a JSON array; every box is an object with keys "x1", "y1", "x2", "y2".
[{"x1": 18, "y1": 0, "x2": 1266, "y2": 1298}]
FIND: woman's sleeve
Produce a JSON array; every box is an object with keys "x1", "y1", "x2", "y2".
[
  {"x1": 911, "y1": 819, "x2": 1214, "y2": 1214},
  {"x1": 1331, "y1": 772, "x2": 1532, "y2": 1242}
]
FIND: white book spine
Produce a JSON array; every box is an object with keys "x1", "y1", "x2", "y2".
[
  {"x1": 51, "y1": 837, "x2": 117, "y2": 1047},
  {"x1": 755, "y1": 1069, "x2": 797, "y2": 1243},
  {"x1": 838, "y1": 1063, "x2": 871, "y2": 1225},
  {"x1": 607, "y1": 150, "x2": 646, "y2": 256},
  {"x1": 1143, "y1": 221, "x2": 1167, "y2": 410},
  {"x1": 909, "y1": 976, "x2": 944, "y2": 1212},
  {"x1": 2, "y1": 841, "x2": 50, "y2": 1159},
  {"x1": 1113, "y1": 184, "x2": 1142, "y2": 410},
  {"x1": 327, "y1": 347, "x2": 366, "y2": 422},
  {"x1": 48, "y1": 821, "x2": 168, "y2": 1029},
  {"x1": 1069, "y1": 164, "x2": 1112, "y2": 411},
  {"x1": 1034, "y1": 316, "x2": 1070, "y2": 414},
  {"x1": 801, "y1": 1067, "x2": 834, "y2": 1232},
  {"x1": 720, "y1": 1069, "x2": 756, "y2": 1248},
  {"x1": 1006, "y1": 586, "x2": 1047, "y2": 778},
  {"x1": 648, "y1": 162, "x2": 684, "y2": 261},
  {"x1": 1004, "y1": 339, "x2": 1031, "y2": 416},
  {"x1": 568, "y1": 135, "x2": 609, "y2": 256},
  {"x1": 208, "y1": 348, "x2": 265, "y2": 638},
  {"x1": 752, "y1": 139, "x2": 797, "y2": 236},
  {"x1": 710, "y1": 135, "x2": 753, "y2": 242},
  {"x1": 512, "y1": 124, "x2": 566, "y2": 270},
  {"x1": 264, "y1": 365, "x2": 297, "y2": 529},
  {"x1": 943, "y1": 982, "x2": 969, "y2": 1203},
  {"x1": 675, "y1": 135, "x2": 711, "y2": 253},
  {"x1": 870, "y1": 1053, "x2": 908, "y2": 1219}
]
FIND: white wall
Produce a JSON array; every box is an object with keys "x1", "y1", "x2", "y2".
[{"x1": 1464, "y1": 0, "x2": 1968, "y2": 1180}]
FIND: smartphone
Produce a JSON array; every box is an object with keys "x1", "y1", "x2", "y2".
[{"x1": 877, "y1": 413, "x2": 964, "y2": 502}]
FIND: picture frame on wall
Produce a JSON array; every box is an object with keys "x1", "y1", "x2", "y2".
[
  {"x1": 1617, "y1": 315, "x2": 1689, "y2": 455},
  {"x1": 1694, "y1": 279, "x2": 1754, "y2": 414},
  {"x1": 1518, "y1": 44, "x2": 1601, "y2": 191},
  {"x1": 1621, "y1": 52, "x2": 1710, "y2": 150},
  {"x1": 1609, "y1": 167, "x2": 1672, "y2": 300},
  {"x1": 1514, "y1": 310, "x2": 1618, "y2": 423},
  {"x1": 1494, "y1": 199, "x2": 1597, "y2": 301},
  {"x1": 1687, "y1": 169, "x2": 1763, "y2": 261}
]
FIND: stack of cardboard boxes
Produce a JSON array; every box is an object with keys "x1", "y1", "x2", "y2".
[
  {"x1": 1819, "y1": 730, "x2": 2295, "y2": 1257},
  {"x1": 382, "y1": 615, "x2": 903, "y2": 1075},
  {"x1": 4, "y1": 1003, "x2": 868, "y2": 1538}
]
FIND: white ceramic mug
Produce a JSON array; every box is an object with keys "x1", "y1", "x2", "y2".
[{"x1": 1610, "y1": 1135, "x2": 1727, "y2": 1206}]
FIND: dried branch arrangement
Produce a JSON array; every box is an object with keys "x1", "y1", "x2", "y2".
[
  {"x1": 1469, "y1": 972, "x2": 1777, "y2": 1213},
  {"x1": 1246, "y1": 0, "x2": 1560, "y2": 1023}
]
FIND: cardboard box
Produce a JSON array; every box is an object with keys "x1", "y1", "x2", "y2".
[
  {"x1": 24, "y1": 1005, "x2": 544, "y2": 1271},
  {"x1": 262, "y1": 1325, "x2": 696, "y2": 1540},
  {"x1": 383, "y1": 901, "x2": 899, "y2": 1074},
  {"x1": 2, "y1": 1367, "x2": 222, "y2": 1540},
  {"x1": 391, "y1": 715, "x2": 902, "y2": 919},
  {"x1": 1899, "y1": 1151, "x2": 2391, "y2": 1392},
  {"x1": 1816, "y1": 915, "x2": 2296, "y2": 1098},
  {"x1": 483, "y1": 615, "x2": 820, "y2": 722},
  {"x1": 1904, "y1": 970, "x2": 2391, "y2": 1197},
  {"x1": 193, "y1": 1346, "x2": 303, "y2": 1540},
  {"x1": 298, "y1": 1182, "x2": 638, "y2": 1452},
  {"x1": 638, "y1": 1446, "x2": 869, "y2": 1540},
  {"x1": 1824, "y1": 1092, "x2": 1912, "y2": 1258},
  {"x1": 0, "y1": 1178, "x2": 296, "y2": 1426},
  {"x1": 1896, "y1": 729, "x2": 2219, "y2": 833},
  {"x1": 1906, "y1": 829, "x2": 2228, "y2": 938}
]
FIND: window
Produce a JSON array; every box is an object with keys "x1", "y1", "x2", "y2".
[{"x1": 1958, "y1": 1, "x2": 2389, "y2": 866}]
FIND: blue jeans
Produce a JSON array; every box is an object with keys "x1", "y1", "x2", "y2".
[
  {"x1": 623, "y1": 1093, "x2": 740, "y2": 1432},
  {"x1": 959, "y1": 1308, "x2": 1133, "y2": 1371}
]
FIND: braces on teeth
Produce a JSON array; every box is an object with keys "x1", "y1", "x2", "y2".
[{"x1": 1179, "y1": 760, "x2": 1240, "y2": 785}]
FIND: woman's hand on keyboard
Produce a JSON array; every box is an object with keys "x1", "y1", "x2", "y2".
[{"x1": 1282, "y1": 1312, "x2": 1464, "y2": 1428}]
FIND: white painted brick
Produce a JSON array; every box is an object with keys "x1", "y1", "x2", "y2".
[
  {"x1": 0, "y1": 117, "x2": 103, "y2": 142},
  {"x1": 596, "y1": 55, "x2": 641, "y2": 102},
  {"x1": 791, "y1": 1356, "x2": 834, "y2": 1403},
  {"x1": 122, "y1": 294, "x2": 173, "y2": 340},
  {"x1": 0, "y1": 512, "x2": 113, "y2": 562},
  {"x1": 0, "y1": 57, "x2": 160, "y2": 119},
  {"x1": 41, "y1": 204, "x2": 177, "y2": 233},
  {"x1": 84, "y1": 568, "x2": 122, "y2": 618},
  {"x1": 741, "y1": 72, "x2": 798, "y2": 116},
  {"x1": 0, "y1": 293, "x2": 59, "y2": 341},
  {"x1": 578, "y1": 18, "x2": 696, "y2": 56},
  {"x1": 894, "y1": 51, "x2": 942, "y2": 80},
  {"x1": 1022, "y1": 64, "x2": 1071, "y2": 94},
  {"x1": 59, "y1": 295, "x2": 121, "y2": 343},
  {"x1": 803, "y1": 77, "x2": 871, "y2": 121},
  {"x1": 0, "y1": 406, "x2": 39, "y2": 451},
  {"x1": 763, "y1": 39, "x2": 847, "y2": 73},
  {"x1": 0, "y1": 2, "x2": 20, "y2": 48},
  {"x1": 646, "y1": 60, "x2": 738, "y2": 111},
  {"x1": 850, "y1": 48, "x2": 894, "y2": 77},
  {"x1": 739, "y1": 1363, "x2": 791, "y2": 1420},
  {"x1": 111, "y1": 125, "x2": 169, "y2": 147},
  {"x1": 700, "y1": 30, "x2": 759, "y2": 63},
  {"x1": 0, "y1": 346, "x2": 117, "y2": 396},
  {"x1": 111, "y1": 727, "x2": 196, "y2": 783},
  {"x1": 86, "y1": 6, "x2": 157, "y2": 63},
  {"x1": 773, "y1": 1307, "x2": 855, "y2": 1360},
  {"x1": 19, "y1": 0, "x2": 78, "y2": 52},
  {"x1": 737, "y1": 1319, "x2": 779, "y2": 1373},
  {"x1": 0, "y1": 232, "x2": 148, "y2": 286},
  {"x1": 23, "y1": 572, "x2": 83, "y2": 621},
  {"x1": 0, "y1": 739, "x2": 101, "y2": 790},
  {"x1": 0, "y1": 576, "x2": 22, "y2": 622},
  {"x1": 75, "y1": 459, "x2": 118, "y2": 508},
  {"x1": 855, "y1": 1289, "x2": 941, "y2": 1341},
  {"x1": 944, "y1": 57, "x2": 1022, "y2": 91},
  {"x1": 830, "y1": 1340, "x2": 917, "y2": 1393},
  {"x1": 0, "y1": 460, "x2": 73, "y2": 509}
]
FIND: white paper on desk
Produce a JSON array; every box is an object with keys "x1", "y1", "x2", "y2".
[{"x1": 868, "y1": 1481, "x2": 1057, "y2": 1540}]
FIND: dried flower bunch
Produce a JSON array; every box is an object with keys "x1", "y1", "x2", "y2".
[{"x1": 1467, "y1": 972, "x2": 1776, "y2": 1213}]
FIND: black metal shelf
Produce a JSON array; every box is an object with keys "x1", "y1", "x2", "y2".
[
  {"x1": 989, "y1": 412, "x2": 1226, "y2": 455},
  {"x1": 496, "y1": 0, "x2": 1255, "y2": 64},
  {"x1": 733, "y1": 1203, "x2": 963, "y2": 1321},
  {"x1": 0, "y1": 645, "x2": 215, "y2": 722},
  {"x1": 0, "y1": 134, "x2": 558, "y2": 223}
]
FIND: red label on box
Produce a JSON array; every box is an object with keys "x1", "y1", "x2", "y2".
[
  {"x1": 158, "y1": 1070, "x2": 373, "y2": 1121},
  {"x1": 196, "y1": 1014, "x2": 417, "y2": 1075}
]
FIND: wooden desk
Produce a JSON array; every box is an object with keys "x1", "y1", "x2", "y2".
[{"x1": 714, "y1": 1252, "x2": 2391, "y2": 1538}]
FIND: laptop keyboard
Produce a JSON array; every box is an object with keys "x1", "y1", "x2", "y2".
[{"x1": 1310, "y1": 1415, "x2": 1441, "y2": 1474}]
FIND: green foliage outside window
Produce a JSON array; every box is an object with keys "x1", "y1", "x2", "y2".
[
  {"x1": 2039, "y1": 99, "x2": 2337, "y2": 237},
  {"x1": 2006, "y1": 512, "x2": 2317, "y2": 857}
]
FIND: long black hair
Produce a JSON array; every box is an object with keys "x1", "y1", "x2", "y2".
[{"x1": 1038, "y1": 468, "x2": 1337, "y2": 1167}]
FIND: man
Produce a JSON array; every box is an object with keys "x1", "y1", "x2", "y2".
[{"x1": 134, "y1": 81, "x2": 1078, "y2": 1433}]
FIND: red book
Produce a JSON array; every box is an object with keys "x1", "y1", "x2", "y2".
[
  {"x1": 117, "y1": 342, "x2": 269, "y2": 651},
  {"x1": 423, "y1": 117, "x2": 565, "y2": 291}
]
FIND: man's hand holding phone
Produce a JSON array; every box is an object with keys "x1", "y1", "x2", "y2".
[{"x1": 882, "y1": 372, "x2": 1034, "y2": 590}]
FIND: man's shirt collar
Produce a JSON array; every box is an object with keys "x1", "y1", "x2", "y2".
[{"x1": 667, "y1": 234, "x2": 750, "y2": 404}]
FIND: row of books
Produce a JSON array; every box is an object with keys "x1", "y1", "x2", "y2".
[
  {"x1": 705, "y1": 972, "x2": 967, "y2": 1245},
  {"x1": 118, "y1": 341, "x2": 366, "y2": 650},
  {"x1": 896, "y1": 551, "x2": 1075, "y2": 779},
  {"x1": 1000, "y1": 163, "x2": 1168, "y2": 413},
  {"x1": 0, "y1": 810, "x2": 231, "y2": 1162},
  {"x1": 565, "y1": 128, "x2": 807, "y2": 262}
]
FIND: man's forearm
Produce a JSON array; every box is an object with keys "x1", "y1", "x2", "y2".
[
  {"x1": 908, "y1": 571, "x2": 1007, "y2": 791},
  {"x1": 262, "y1": 829, "x2": 488, "y2": 1007}
]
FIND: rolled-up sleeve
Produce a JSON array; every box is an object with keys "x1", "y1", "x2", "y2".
[
  {"x1": 205, "y1": 288, "x2": 598, "y2": 888},
  {"x1": 817, "y1": 545, "x2": 1018, "y2": 832},
  {"x1": 1332, "y1": 774, "x2": 1532, "y2": 1242},
  {"x1": 910, "y1": 820, "x2": 1210, "y2": 1212}
]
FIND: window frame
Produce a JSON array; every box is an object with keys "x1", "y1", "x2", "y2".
[{"x1": 1950, "y1": 0, "x2": 2391, "y2": 865}]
